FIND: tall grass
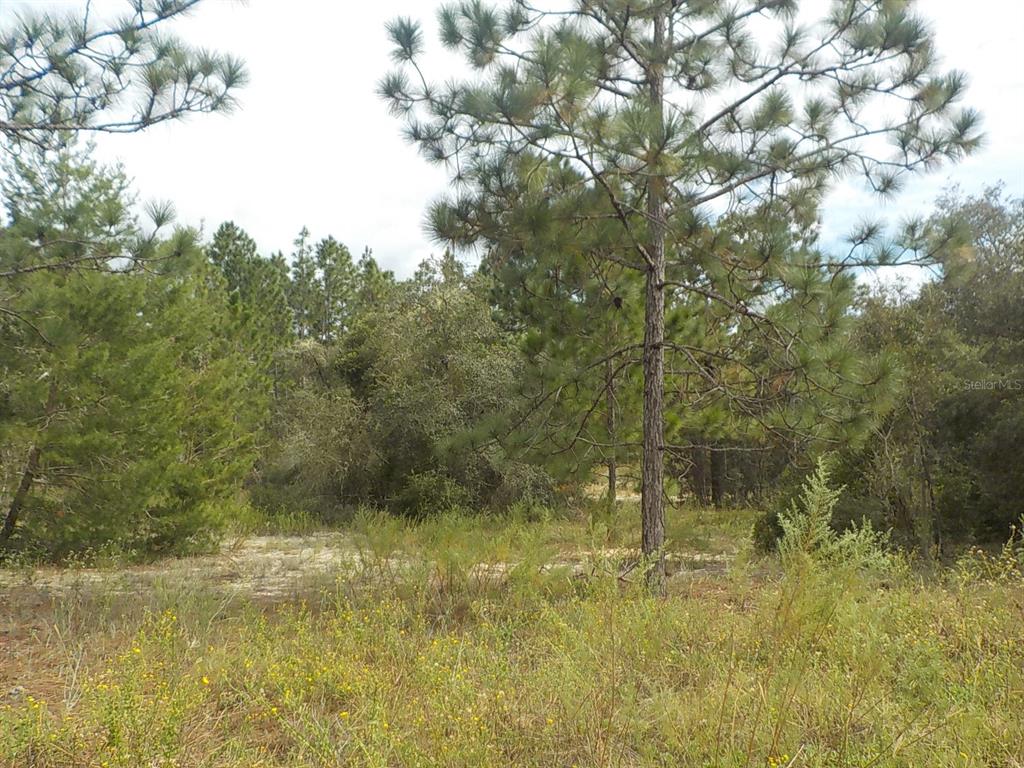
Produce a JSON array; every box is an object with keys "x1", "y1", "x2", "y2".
[{"x1": 2, "y1": 503, "x2": 1021, "y2": 767}]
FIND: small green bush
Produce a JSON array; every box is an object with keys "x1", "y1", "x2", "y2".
[{"x1": 752, "y1": 507, "x2": 784, "y2": 553}]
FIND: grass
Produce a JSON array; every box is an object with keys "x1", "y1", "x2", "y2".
[{"x1": 1, "y1": 504, "x2": 1022, "y2": 767}]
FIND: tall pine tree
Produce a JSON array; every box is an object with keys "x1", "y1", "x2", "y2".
[{"x1": 382, "y1": 0, "x2": 980, "y2": 588}]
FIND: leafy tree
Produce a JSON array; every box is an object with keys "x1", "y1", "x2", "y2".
[
  {"x1": 0, "y1": 0, "x2": 245, "y2": 149},
  {"x1": 258, "y1": 258, "x2": 549, "y2": 518},
  {"x1": 382, "y1": 0, "x2": 979, "y2": 587},
  {"x1": 351, "y1": 261, "x2": 550, "y2": 514},
  {"x1": 834, "y1": 186, "x2": 1024, "y2": 549},
  {"x1": 253, "y1": 341, "x2": 375, "y2": 518},
  {"x1": 935, "y1": 188, "x2": 1024, "y2": 538}
]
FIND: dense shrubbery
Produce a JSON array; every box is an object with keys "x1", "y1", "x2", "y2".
[
  {"x1": 2, "y1": 146, "x2": 1019, "y2": 560},
  {"x1": 831, "y1": 187, "x2": 1024, "y2": 550},
  {"x1": 255, "y1": 256, "x2": 552, "y2": 519},
  {"x1": 1, "y1": 149, "x2": 554, "y2": 560},
  {"x1": 746, "y1": 189, "x2": 1024, "y2": 554}
]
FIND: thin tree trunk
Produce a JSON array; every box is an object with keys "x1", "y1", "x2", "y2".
[
  {"x1": 642, "y1": 258, "x2": 666, "y2": 590},
  {"x1": 1, "y1": 446, "x2": 41, "y2": 542},
  {"x1": 605, "y1": 356, "x2": 617, "y2": 510},
  {"x1": 909, "y1": 392, "x2": 940, "y2": 556},
  {"x1": 710, "y1": 446, "x2": 726, "y2": 509},
  {"x1": 691, "y1": 446, "x2": 709, "y2": 507},
  {"x1": 1, "y1": 380, "x2": 57, "y2": 543},
  {"x1": 921, "y1": 451, "x2": 940, "y2": 555},
  {"x1": 641, "y1": 11, "x2": 667, "y2": 593}
]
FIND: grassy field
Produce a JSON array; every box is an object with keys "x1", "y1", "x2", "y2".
[{"x1": 2, "y1": 505, "x2": 1022, "y2": 767}]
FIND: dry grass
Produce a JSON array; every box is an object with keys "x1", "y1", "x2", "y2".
[{"x1": 2, "y1": 506, "x2": 1022, "y2": 767}]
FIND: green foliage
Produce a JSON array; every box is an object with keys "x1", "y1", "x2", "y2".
[
  {"x1": 0, "y1": 0, "x2": 246, "y2": 149},
  {"x1": 751, "y1": 505, "x2": 785, "y2": 554},
  {"x1": 1, "y1": 144, "x2": 266, "y2": 560},
  {"x1": 0, "y1": 2, "x2": 1009, "y2": 565},
  {"x1": 207, "y1": 221, "x2": 294, "y2": 368},
  {"x1": 394, "y1": 470, "x2": 473, "y2": 518},
  {"x1": 834, "y1": 186, "x2": 1024, "y2": 548},
  {"x1": 778, "y1": 457, "x2": 892, "y2": 579},
  {"x1": 257, "y1": 259, "x2": 551, "y2": 519},
  {"x1": 285, "y1": 230, "x2": 358, "y2": 342},
  {"x1": 467, "y1": 158, "x2": 645, "y2": 493},
  {"x1": 954, "y1": 517, "x2": 1024, "y2": 584},
  {"x1": 382, "y1": 0, "x2": 974, "y2": 554}
]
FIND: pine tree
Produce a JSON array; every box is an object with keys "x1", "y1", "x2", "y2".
[
  {"x1": 382, "y1": 0, "x2": 980, "y2": 589},
  {"x1": 288, "y1": 228, "x2": 319, "y2": 339},
  {"x1": 315, "y1": 236, "x2": 357, "y2": 341},
  {"x1": 0, "y1": 146, "x2": 264, "y2": 555},
  {"x1": 208, "y1": 222, "x2": 293, "y2": 369},
  {"x1": 464, "y1": 161, "x2": 645, "y2": 509},
  {"x1": 0, "y1": 1, "x2": 246, "y2": 150},
  {"x1": 286, "y1": 230, "x2": 359, "y2": 341},
  {"x1": 355, "y1": 247, "x2": 395, "y2": 308}
]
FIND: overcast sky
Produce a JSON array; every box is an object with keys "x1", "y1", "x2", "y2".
[{"x1": 5, "y1": 0, "x2": 1024, "y2": 277}]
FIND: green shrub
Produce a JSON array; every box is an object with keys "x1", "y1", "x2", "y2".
[
  {"x1": 255, "y1": 270, "x2": 553, "y2": 519},
  {"x1": 751, "y1": 507, "x2": 784, "y2": 553},
  {"x1": 778, "y1": 456, "x2": 893, "y2": 578}
]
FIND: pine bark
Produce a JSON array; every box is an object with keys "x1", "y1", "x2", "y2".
[
  {"x1": 641, "y1": 11, "x2": 667, "y2": 593},
  {"x1": 1, "y1": 446, "x2": 41, "y2": 542}
]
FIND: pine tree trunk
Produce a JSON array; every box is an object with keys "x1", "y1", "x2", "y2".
[
  {"x1": 2, "y1": 380, "x2": 58, "y2": 543},
  {"x1": 641, "y1": 11, "x2": 667, "y2": 593},
  {"x1": 642, "y1": 253, "x2": 666, "y2": 591},
  {"x1": 710, "y1": 447, "x2": 726, "y2": 509},
  {"x1": 1, "y1": 446, "x2": 41, "y2": 543},
  {"x1": 605, "y1": 356, "x2": 617, "y2": 509},
  {"x1": 691, "y1": 446, "x2": 709, "y2": 507}
]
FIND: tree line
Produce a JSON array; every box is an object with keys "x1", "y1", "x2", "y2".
[{"x1": 1, "y1": 1, "x2": 1020, "y2": 574}]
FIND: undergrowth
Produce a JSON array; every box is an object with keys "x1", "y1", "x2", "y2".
[{"x1": 1, "y1": 497, "x2": 1021, "y2": 767}]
